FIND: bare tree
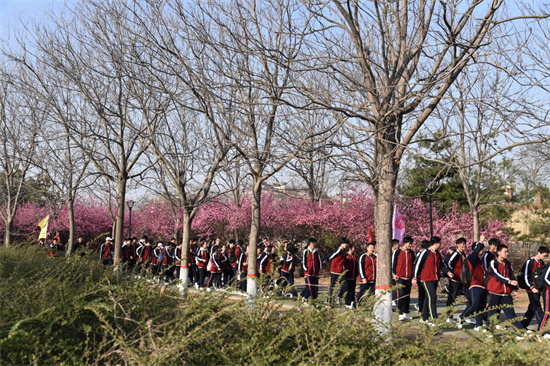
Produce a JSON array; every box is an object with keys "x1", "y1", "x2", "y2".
[
  {"x1": 120, "y1": 0, "x2": 337, "y2": 296},
  {"x1": 299, "y1": 0, "x2": 549, "y2": 325},
  {"x1": 8, "y1": 2, "x2": 168, "y2": 263},
  {"x1": 0, "y1": 65, "x2": 40, "y2": 246}
]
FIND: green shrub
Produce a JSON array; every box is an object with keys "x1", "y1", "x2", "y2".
[{"x1": 1, "y1": 246, "x2": 549, "y2": 365}]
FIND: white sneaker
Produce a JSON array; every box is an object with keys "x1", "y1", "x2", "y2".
[
  {"x1": 419, "y1": 319, "x2": 426, "y2": 323},
  {"x1": 194, "y1": 283, "x2": 199, "y2": 289},
  {"x1": 494, "y1": 325, "x2": 504, "y2": 331},
  {"x1": 345, "y1": 305, "x2": 352, "y2": 310},
  {"x1": 446, "y1": 318, "x2": 454, "y2": 323},
  {"x1": 456, "y1": 322, "x2": 463, "y2": 330},
  {"x1": 404, "y1": 313, "x2": 412, "y2": 320},
  {"x1": 426, "y1": 322, "x2": 436, "y2": 327},
  {"x1": 525, "y1": 330, "x2": 533, "y2": 334},
  {"x1": 206, "y1": 288, "x2": 211, "y2": 292},
  {"x1": 474, "y1": 326, "x2": 487, "y2": 332},
  {"x1": 543, "y1": 333, "x2": 550, "y2": 340},
  {"x1": 515, "y1": 335, "x2": 525, "y2": 341},
  {"x1": 466, "y1": 318, "x2": 476, "y2": 324},
  {"x1": 399, "y1": 314, "x2": 407, "y2": 321},
  {"x1": 392, "y1": 301, "x2": 397, "y2": 306}
]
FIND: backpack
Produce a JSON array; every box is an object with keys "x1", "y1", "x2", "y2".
[
  {"x1": 517, "y1": 261, "x2": 528, "y2": 289},
  {"x1": 207, "y1": 258, "x2": 214, "y2": 272},
  {"x1": 461, "y1": 258, "x2": 478, "y2": 287},
  {"x1": 228, "y1": 248, "x2": 237, "y2": 264},
  {"x1": 530, "y1": 265, "x2": 548, "y2": 292}
]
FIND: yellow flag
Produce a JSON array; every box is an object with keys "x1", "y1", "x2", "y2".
[{"x1": 38, "y1": 215, "x2": 49, "y2": 240}]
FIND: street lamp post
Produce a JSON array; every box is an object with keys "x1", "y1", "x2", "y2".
[
  {"x1": 126, "y1": 200, "x2": 134, "y2": 238},
  {"x1": 425, "y1": 180, "x2": 433, "y2": 239}
]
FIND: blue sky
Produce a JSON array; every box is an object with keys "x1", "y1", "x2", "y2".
[{"x1": 0, "y1": 0, "x2": 77, "y2": 39}]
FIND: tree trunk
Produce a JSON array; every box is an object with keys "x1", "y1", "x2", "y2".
[
  {"x1": 471, "y1": 205, "x2": 480, "y2": 242},
  {"x1": 247, "y1": 178, "x2": 262, "y2": 297},
  {"x1": 113, "y1": 177, "x2": 127, "y2": 266},
  {"x1": 3, "y1": 216, "x2": 12, "y2": 247},
  {"x1": 373, "y1": 146, "x2": 399, "y2": 329},
  {"x1": 173, "y1": 215, "x2": 181, "y2": 245},
  {"x1": 66, "y1": 198, "x2": 75, "y2": 255},
  {"x1": 179, "y1": 210, "x2": 192, "y2": 289}
]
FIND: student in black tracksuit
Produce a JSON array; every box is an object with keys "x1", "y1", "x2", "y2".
[
  {"x1": 445, "y1": 237, "x2": 468, "y2": 322},
  {"x1": 237, "y1": 248, "x2": 248, "y2": 292},
  {"x1": 539, "y1": 263, "x2": 550, "y2": 336},
  {"x1": 281, "y1": 244, "x2": 300, "y2": 297},
  {"x1": 486, "y1": 244, "x2": 525, "y2": 331},
  {"x1": 456, "y1": 241, "x2": 486, "y2": 330},
  {"x1": 413, "y1": 240, "x2": 430, "y2": 314},
  {"x1": 521, "y1": 246, "x2": 549, "y2": 329}
]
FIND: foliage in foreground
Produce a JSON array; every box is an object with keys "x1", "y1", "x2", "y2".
[{"x1": 1, "y1": 246, "x2": 548, "y2": 365}]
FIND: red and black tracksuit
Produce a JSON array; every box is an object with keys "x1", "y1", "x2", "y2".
[
  {"x1": 100, "y1": 242, "x2": 113, "y2": 266},
  {"x1": 281, "y1": 251, "x2": 299, "y2": 297},
  {"x1": 174, "y1": 246, "x2": 182, "y2": 280},
  {"x1": 414, "y1": 248, "x2": 444, "y2": 321},
  {"x1": 196, "y1": 247, "x2": 209, "y2": 288},
  {"x1": 231, "y1": 246, "x2": 243, "y2": 275},
  {"x1": 121, "y1": 243, "x2": 130, "y2": 263},
  {"x1": 458, "y1": 242, "x2": 487, "y2": 326},
  {"x1": 300, "y1": 247, "x2": 322, "y2": 300},
  {"x1": 237, "y1": 251, "x2": 248, "y2": 292},
  {"x1": 344, "y1": 253, "x2": 358, "y2": 306},
  {"x1": 152, "y1": 247, "x2": 163, "y2": 276},
  {"x1": 189, "y1": 244, "x2": 198, "y2": 285},
  {"x1": 207, "y1": 252, "x2": 222, "y2": 289},
  {"x1": 357, "y1": 253, "x2": 376, "y2": 304},
  {"x1": 487, "y1": 258, "x2": 524, "y2": 329},
  {"x1": 138, "y1": 244, "x2": 153, "y2": 272},
  {"x1": 392, "y1": 248, "x2": 415, "y2": 315},
  {"x1": 128, "y1": 242, "x2": 138, "y2": 269},
  {"x1": 327, "y1": 247, "x2": 347, "y2": 301},
  {"x1": 521, "y1": 257, "x2": 545, "y2": 329},
  {"x1": 446, "y1": 249, "x2": 468, "y2": 313},
  {"x1": 540, "y1": 264, "x2": 550, "y2": 331},
  {"x1": 49, "y1": 243, "x2": 64, "y2": 258}
]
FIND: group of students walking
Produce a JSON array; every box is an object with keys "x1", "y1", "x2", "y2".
[
  {"x1": 50, "y1": 232, "x2": 550, "y2": 338},
  {"x1": 392, "y1": 236, "x2": 550, "y2": 339}
]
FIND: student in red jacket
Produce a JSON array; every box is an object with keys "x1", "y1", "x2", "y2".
[
  {"x1": 99, "y1": 237, "x2": 114, "y2": 265},
  {"x1": 487, "y1": 244, "x2": 526, "y2": 331},
  {"x1": 49, "y1": 237, "x2": 64, "y2": 257},
  {"x1": 392, "y1": 236, "x2": 415, "y2": 319},
  {"x1": 137, "y1": 239, "x2": 153, "y2": 274},
  {"x1": 343, "y1": 244, "x2": 358, "y2": 308},
  {"x1": 445, "y1": 237, "x2": 468, "y2": 322},
  {"x1": 196, "y1": 241, "x2": 209, "y2": 288},
  {"x1": 327, "y1": 238, "x2": 348, "y2": 304},
  {"x1": 456, "y1": 241, "x2": 486, "y2": 330},
  {"x1": 207, "y1": 245, "x2": 222, "y2": 290},
  {"x1": 357, "y1": 242, "x2": 376, "y2": 305},
  {"x1": 300, "y1": 238, "x2": 322, "y2": 300},
  {"x1": 413, "y1": 236, "x2": 444, "y2": 324},
  {"x1": 521, "y1": 246, "x2": 549, "y2": 330}
]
